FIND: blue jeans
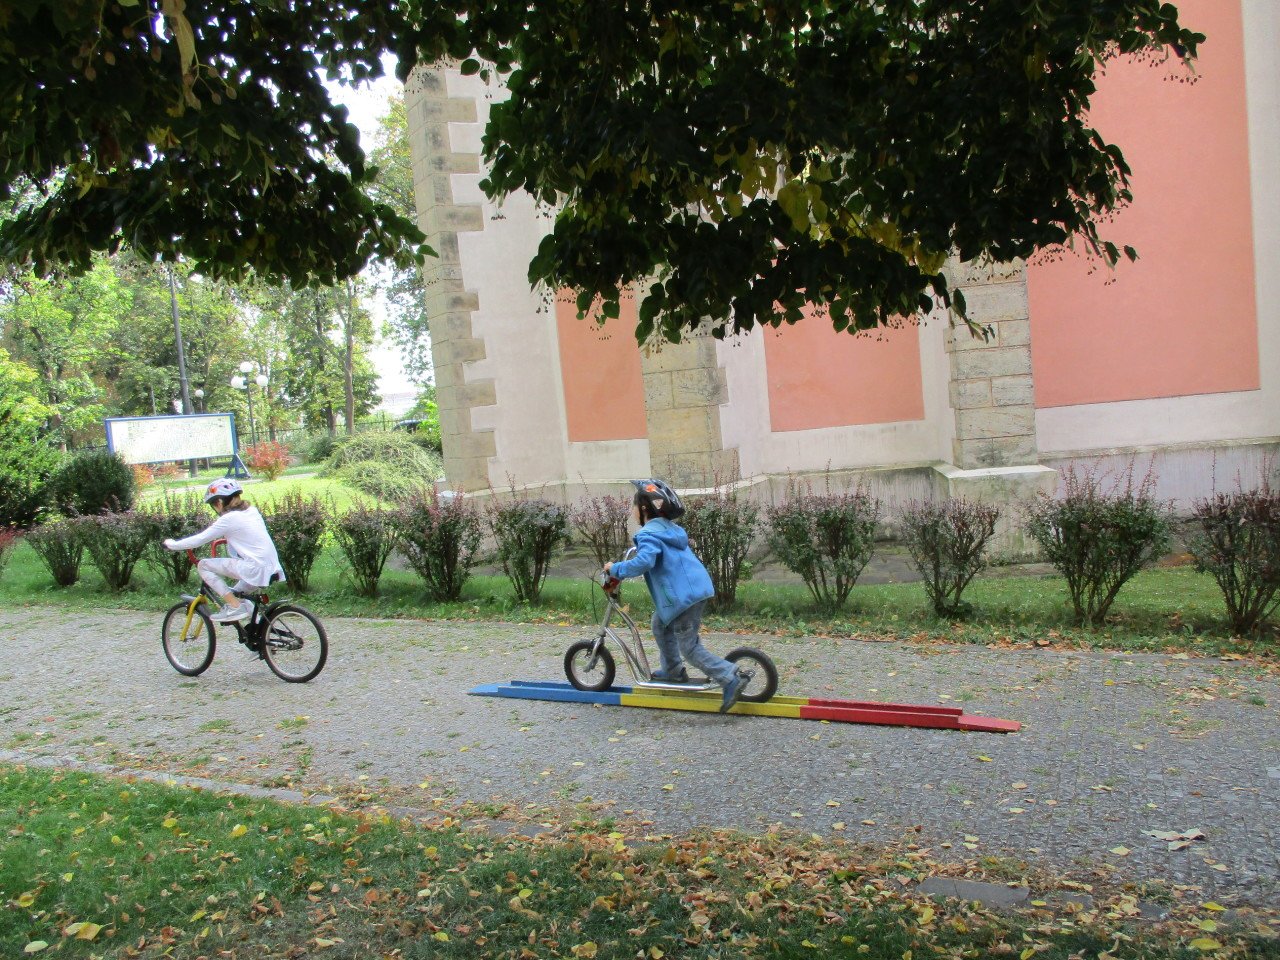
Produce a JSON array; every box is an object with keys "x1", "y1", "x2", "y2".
[{"x1": 651, "y1": 600, "x2": 737, "y2": 687}]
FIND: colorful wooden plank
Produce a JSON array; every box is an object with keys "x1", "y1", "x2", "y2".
[{"x1": 469, "y1": 680, "x2": 1019, "y2": 733}]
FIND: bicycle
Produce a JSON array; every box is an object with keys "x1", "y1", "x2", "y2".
[
  {"x1": 564, "y1": 551, "x2": 778, "y2": 703},
  {"x1": 161, "y1": 539, "x2": 328, "y2": 683}
]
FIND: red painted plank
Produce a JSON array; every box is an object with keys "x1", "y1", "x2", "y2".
[
  {"x1": 799, "y1": 704, "x2": 961, "y2": 728},
  {"x1": 805, "y1": 696, "x2": 963, "y2": 718},
  {"x1": 957, "y1": 716, "x2": 1022, "y2": 733}
]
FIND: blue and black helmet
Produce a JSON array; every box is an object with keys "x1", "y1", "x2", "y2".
[{"x1": 630, "y1": 478, "x2": 685, "y2": 520}]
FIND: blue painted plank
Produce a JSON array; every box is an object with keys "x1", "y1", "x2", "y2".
[{"x1": 469, "y1": 682, "x2": 623, "y2": 706}]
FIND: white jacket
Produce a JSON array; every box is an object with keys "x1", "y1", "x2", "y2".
[{"x1": 167, "y1": 506, "x2": 285, "y2": 587}]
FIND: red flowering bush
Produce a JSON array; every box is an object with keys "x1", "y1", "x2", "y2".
[{"x1": 245, "y1": 441, "x2": 290, "y2": 481}]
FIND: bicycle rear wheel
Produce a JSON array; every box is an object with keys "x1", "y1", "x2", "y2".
[
  {"x1": 260, "y1": 604, "x2": 328, "y2": 683},
  {"x1": 725, "y1": 647, "x2": 778, "y2": 703},
  {"x1": 162, "y1": 602, "x2": 216, "y2": 676}
]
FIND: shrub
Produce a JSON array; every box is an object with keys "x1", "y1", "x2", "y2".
[
  {"x1": 322, "y1": 431, "x2": 442, "y2": 503},
  {"x1": 408, "y1": 426, "x2": 443, "y2": 455},
  {"x1": 682, "y1": 486, "x2": 759, "y2": 610},
  {"x1": 570, "y1": 494, "x2": 632, "y2": 570},
  {"x1": 298, "y1": 431, "x2": 338, "y2": 465},
  {"x1": 139, "y1": 491, "x2": 206, "y2": 587},
  {"x1": 325, "y1": 431, "x2": 441, "y2": 474},
  {"x1": 51, "y1": 449, "x2": 136, "y2": 515},
  {"x1": 82, "y1": 510, "x2": 153, "y2": 591},
  {"x1": 1025, "y1": 465, "x2": 1171, "y2": 627},
  {"x1": 131, "y1": 463, "x2": 155, "y2": 489},
  {"x1": 488, "y1": 496, "x2": 569, "y2": 603},
  {"x1": 25, "y1": 518, "x2": 87, "y2": 587},
  {"x1": 264, "y1": 491, "x2": 330, "y2": 592},
  {"x1": 0, "y1": 359, "x2": 60, "y2": 528},
  {"x1": 244, "y1": 441, "x2": 290, "y2": 481},
  {"x1": 766, "y1": 483, "x2": 880, "y2": 610},
  {"x1": 333, "y1": 461, "x2": 430, "y2": 503},
  {"x1": 398, "y1": 490, "x2": 483, "y2": 601},
  {"x1": 900, "y1": 498, "x2": 1001, "y2": 618},
  {"x1": 0, "y1": 527, "x2": 19, "y2": 581},
  {"x1": 332, "y1": 504, "x2": 398, "y2": 597},
  {"x1": 0, "y1": 439, "x2": 61, "y2": 529},
  {"x1": 1188, "y1": 480, "x2": 1280, "y2": 636},
  {"x1": 152, "y1": 462, "x2": 183, "y2": 482}
]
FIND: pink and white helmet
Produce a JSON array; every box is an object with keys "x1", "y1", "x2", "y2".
[{"x1": 204, "y1": 478, "x2": 243, "y2": 504}]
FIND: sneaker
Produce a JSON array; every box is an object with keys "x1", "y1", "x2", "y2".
[
  {"x1": 650, "y1": 666, "x2": 690, "y2": 683},
  {"x1": 719, "y1": 671, "x2": 747, "y2": 713},
  {"x1": 211, "y1": 602, "x2": 251, "y2": 624}
]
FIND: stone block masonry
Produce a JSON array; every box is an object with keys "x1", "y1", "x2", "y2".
[
  {"x1": 640, "y1": 336, "x2": 738, "y2": 488},
  {"x1": 406, "y1": 64, "x2": 495, "y2": 492},
  {"x1": 943, "y1": 258, "x2": 1040, "y2": 471}
]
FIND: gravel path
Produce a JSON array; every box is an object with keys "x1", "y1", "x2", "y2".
[{"x1": 2, "y1": 606, "x2": 1277, "y2": 903}]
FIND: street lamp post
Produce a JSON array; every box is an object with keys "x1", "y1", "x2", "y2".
[
  {"x1": 192, "y1": 389, "x2": 207, "y2": 468},
  {"x1": 230, "y1": 362, "x2": 269, "y2": 447}
]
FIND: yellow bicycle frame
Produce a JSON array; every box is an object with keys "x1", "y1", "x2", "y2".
[{"x1": 180, "y1": 593, "x2": 208, "y2": 640}]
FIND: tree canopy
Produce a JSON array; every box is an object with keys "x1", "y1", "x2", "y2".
[{"x1": 1, "y1": 1, "x2": 1202, "y2": 341}]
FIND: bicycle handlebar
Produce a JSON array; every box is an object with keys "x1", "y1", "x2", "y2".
[{"x1": 184, "y1": 538, "x2": 227, "y2": 566}]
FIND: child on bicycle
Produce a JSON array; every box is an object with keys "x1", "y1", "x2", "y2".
[
  {"x1": 604, "y1": 479, "x2": 746, "y2": 713},
  {"x1": 162, "y1": 479, "x2": 285, "y2": 624}
]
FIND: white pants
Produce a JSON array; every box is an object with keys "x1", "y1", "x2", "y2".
[{"x1": 198, "y1": 557, "x2": 258, "y2": 598}]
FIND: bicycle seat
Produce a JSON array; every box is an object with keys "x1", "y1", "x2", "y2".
[{"x1": 232, "y1": 571, "x2": 285, "y2": 602}]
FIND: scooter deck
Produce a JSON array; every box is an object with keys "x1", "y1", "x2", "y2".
[{"x1": 468, "y1": 679, "x2": 1019, "y2": 733}]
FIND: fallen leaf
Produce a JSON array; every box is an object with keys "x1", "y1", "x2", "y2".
[
  {"x1": 1110, "y1": 846, "x2": 1131, "y2": 857},
  {"x1": 1189, "y1": 939, "x2": 1221, "y2": 952},
  {"x1": 230, "y1": 824, "x2": 247, "y2": 838},
  {"x1": 68, "y1": 922, "x2": 102, "y2": 942},
  {"x1": 23, "y1": 943, "x2": 48, "y2": 955}
]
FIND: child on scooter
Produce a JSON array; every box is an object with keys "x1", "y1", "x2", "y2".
[{"x1": 604, "y1": 479, "x2": 746, "y2": 713}]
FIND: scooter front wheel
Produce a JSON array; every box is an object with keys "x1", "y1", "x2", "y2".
[
  {"x1": 564, "y1": 639, "x2": 616, "y2": 692},
  {"x1": 725, "y1": 647, "x2": 778, "y2": 703}
]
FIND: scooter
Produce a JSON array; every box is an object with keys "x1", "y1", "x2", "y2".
[{"x1": 563, "y1": 550, "x2": 778, "y2": 702}]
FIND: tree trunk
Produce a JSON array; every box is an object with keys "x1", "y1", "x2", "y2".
[
  {"x1": 343, "y1": 281, "x2": 356, "y2": 436},
  {"x1": 325, "y1": 404, "x2": 336, "y2": 436}
]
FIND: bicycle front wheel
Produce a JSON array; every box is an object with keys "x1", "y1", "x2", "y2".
[
  {"x1": 261, "y1": 604, "x2": 328, "y2": 683},
  {"x1": 564, "y1": 638, "x2": 616, "y2": 692},
  {"x1": 162, "y1": 602, "x2": 216, "y2": 676}
]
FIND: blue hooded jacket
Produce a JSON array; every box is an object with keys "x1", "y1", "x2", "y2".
[{"x1": 611, "y1": 517, "x2": 715, "y2": 625}]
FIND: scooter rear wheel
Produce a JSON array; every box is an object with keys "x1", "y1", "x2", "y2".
[
  {"x1": 564, "y1": 639, "x2": 616, "y2": 692},
  {"x1": 725, "y1": 647, "x2": 778, "y2": 702}
]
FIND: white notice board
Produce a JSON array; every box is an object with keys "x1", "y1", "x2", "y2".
[{"x1": 104, "y1": 414, "x2": 238, "y2": 465}]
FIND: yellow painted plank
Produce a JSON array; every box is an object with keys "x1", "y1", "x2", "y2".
[{"x1": 618, "y1": 692, "x2": 806, "y2": 718}]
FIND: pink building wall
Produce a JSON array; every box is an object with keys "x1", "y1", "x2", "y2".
[
  {"x1": 1026, "y1": 0, "x2": 1259, "y2": 408},
  {"x1": 555, "y1": 291, "x2": 648, "y2": 442},
  {"x1": 763, "y1": 311, "x2": 926, "y2": 431}
]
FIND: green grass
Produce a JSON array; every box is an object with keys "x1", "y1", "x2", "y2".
[
  {"x1": 0, "y1": 534, "x2": 1272, "y2": 655},
  {"x1": 139, "y1": 473, "x2": 386, "y2": 513},
  {"x1": 2, "y1": 764, "x2": 1267, "y2": 959}
]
